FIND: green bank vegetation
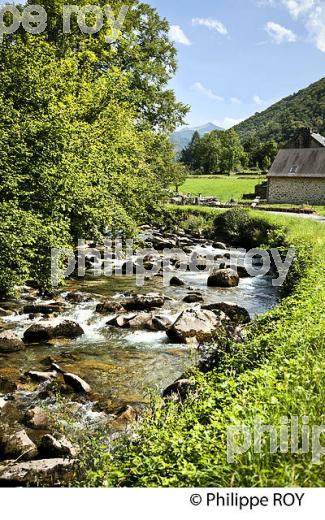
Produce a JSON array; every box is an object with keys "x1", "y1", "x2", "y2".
[{"x1": 79, "y1": 208, "x2": 325, "y2": 487}]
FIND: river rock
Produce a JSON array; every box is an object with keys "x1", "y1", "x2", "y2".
[
  {"x1": 24, "y1": 407, "x2": 50, "y2": 430},
  {"x1": 0, "y1": 458, "x2": 75, "y2": 486},
  {"x1": 106, "y1": 314, "x2": 136, "y2": 328},
  {"x1": 65, "y1": 292, "x2": 93, "y2": 303},
  {"x1": 167, "y1": 308, "x2": 226, "y2": 344},
  {"x1": 23, "y1": 320, "x2": 84, "y2": 343},
  {"x1": 96, "y1": 300, "x2": 125, "y2": 314},
  {"x1": 213, "y1": 242, "x2": 227, "y2": 250},
  {"x1": 111, "y1": 405, "x2": 138, "y2": 429},
  {"x1": 27, "y1": 371, "x2": 58, "y2": 383},
  {"x1": 152, "y1": 314, "x2": 175, "y2": 331},
  {"x1": 2, "y1": 430, "x2": 38, "y2": 461},
  {"x1": 207, "y1": 268, "x2": 240, "y2": 288},
  {"x1": 123, "y1": 293, "x2": 165, "y2": 312},
  {"x1": 202, "y1": 302, "x2": 251, "y2": 325},
  {"x1": 23, "y1": 302, "x2": 67, "y2": 315},
  {"x1": 183, "y1": 292, "x2": 204, "y2": 304},
  {"x1": 40, "y1": 435, "x2": 79, "y2": 459},
  {"x1": 63, "y1": 373, "x2": 91, "y2": 393},
  {"x1": 0, "y1": 331, "x2": 25, "y2": 353},
  {"x1": 128, "y1": 313, "x2": 155, "y2": 330},
  {"x1": 169, "y1": 276, "x2": 186, "y2": 287}
]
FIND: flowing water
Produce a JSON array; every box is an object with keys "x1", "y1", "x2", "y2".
[{"x1": 0, "y1": 262, "x2": 279, "y2": 411}]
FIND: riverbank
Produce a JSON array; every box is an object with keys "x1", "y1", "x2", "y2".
[
  {"x1": 79, "y1": 208, "x2": 325, "y2": 487},
  {"x1": 0, "y1": 216, "x2": 280, "y2": 486}
]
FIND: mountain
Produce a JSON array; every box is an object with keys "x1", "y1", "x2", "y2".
[
  {"x1": 171, "y1": 123, "x2": 224, "y2": 153},
  {"x1": 235, "y1": 78, "x2": 325, "y2": 145}
]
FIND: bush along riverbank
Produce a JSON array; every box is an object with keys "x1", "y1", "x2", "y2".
[{"x1": 76, "y1": 208, "x2": 325, "y2": 488}]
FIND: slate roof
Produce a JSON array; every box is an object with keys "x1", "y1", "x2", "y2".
[{"x1": 267, "y1": 148, "x2": 325, "y2": 178}]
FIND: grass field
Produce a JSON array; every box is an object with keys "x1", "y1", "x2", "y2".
[
  {"x1": 181, "y1": 175, "x2": 264, "y2": 201},
  {"x1": 181, "y1": 176, "x2": 325, "y2": 215}
]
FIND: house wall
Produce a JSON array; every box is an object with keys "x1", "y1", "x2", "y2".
[{"x1": 268, "y1": 177, "x2": 325, "y2": 205}]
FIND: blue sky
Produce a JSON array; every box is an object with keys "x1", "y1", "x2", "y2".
[{"x1": 149, "y1": 0, "x2": 325, "y2": 129}]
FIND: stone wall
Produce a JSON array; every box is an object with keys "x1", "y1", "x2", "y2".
[{"x1": 268, "y1": 177, "x2": 325, "y2": 205}]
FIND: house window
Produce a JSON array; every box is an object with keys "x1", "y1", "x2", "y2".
[{"x1": 289, "y1": 165, "x2": 298, "y2": 174}]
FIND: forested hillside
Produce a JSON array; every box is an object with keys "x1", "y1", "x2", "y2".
[{"x1": 235, "y1": 77, "x2": 325, "y2": 145}]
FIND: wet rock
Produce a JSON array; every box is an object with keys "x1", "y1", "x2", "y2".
[
  {"x1": 0, "y1": 331, "x2": 25, "y2": 353},
  {"x1": 183, "y1": 292, "x2": 204, "y2": 304},
  {"x1": 167, "y1": 308, "x2": 226, "y2": 344},
  {"x1": 106, "y1": 314, "x2": 136, "y2": 328},
  {"x1": 151, "y1": 236, "x2": 176, "y2": 250},
  {"x1": 0, "y1": 458, "x2": 75, "y2": 486},
  {"x1": 169, "y1": 276, "x2": 186, "y2": 287},
  {"x1": 202, "y1": 302, "x2": 251, "y2": 325},
  {"x1": 63, "y1": 373, "x2": 91, "y2": 393},
  {"x1": 24, "y1": 407, "x2": 50, "y2": 430},
  {"x1": 123, "y1": 293, "x2": 165, "y2": 312},
  {"x1": 26, "y1": 371, "x2": 58, "y2": 383},
  {"x1": 207, "y1": 269, "x2": 240, "y2": 288},
  {"x1": 22, "y1": 302, "x2": 67, "y2": 315},
  {"x1": 40, "y1": 435, "x2": 79, "y2": 459},
  {"x1": 163, "y1": 378, "x2": 192, "y2": 402},
  {"x1": 96, "y1": 300, "x2": 125, "y2": 314},
  {"x1": 23, "y1": 320, "x2": 84, "y2": 343},
  {"x1": 213, "y1": 242, "x2": 227, "y2": 250},
  {"x1": 128, "y1": 313, "x2": 155, "y2": 331},
  {"x1": 2, "y1": 430, "x2": 38, "y2": 461},
  {"x1": 152, "y1": 314, "x2": 174, "y2": 331}
]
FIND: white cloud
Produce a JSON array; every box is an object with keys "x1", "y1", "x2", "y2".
[
  {"x1": 253, "y1": 95, "x2": 265, "y2": 105},
  {"x1": 230, "y1": 97, "x2": 242, "y2": 104},
  {"x1": 307, "y1": 4, "x2": 325, "y2": 51},
  {"x1": 265, "y1": 21, "x2": 297, "y2": 43},
  {"x1": 192, "y1": 18, "x2": 228, "y2": 35},
  {"x1": 282, "y1": 0, "x2": 315, "y2": 17},
  {"x1": 214, "y1": 117, "x2": 244, "y2": 129},
  {"x1": 191, "y1": 82, "x2": 224, "y2": 101},
  {"x1": 169, "y1": 25, "x2": 191, "y2": 45}
]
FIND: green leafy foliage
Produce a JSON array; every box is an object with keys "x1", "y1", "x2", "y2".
[{"x1": 77, "y1": 210, "x2": 325, "y2": 487}]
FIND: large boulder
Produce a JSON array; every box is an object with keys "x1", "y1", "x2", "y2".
[
  {"x1": 123, "y1": 293, "x2": 165, "y2": 312},
  {"x1": 23, "y1": 320, "x2": 84, "y2": 343},
  {"x1": 207, "y1": 268, "x2": 240, "y2": 288},
  {"x1": 167, "y1": 308, "x2": 226, "y2": 344},
  {"x1": 163, "y1": 378, "x2": 192, "y2": 402},
  {"x1": 27, "y1": 370, "x2": 58, "y2": 383},
  {"x1": 63, "y1": 373, "x2": 91, "y2": 393},
  {"x1": 128, "y1": 313, "x2": 155, "y2": 331},
  {"x1": 2, "y1": 430, "x2": 38, "y2": 461},
  {"x1": 0, "y1": 331, "x2": 25, "y2": 353},
  {"x1": 202, "y1": 302, "x2": 250, "y2": 325},
  {"x1": 0, "y1": 458, "x2": 75, "y2": 486}
]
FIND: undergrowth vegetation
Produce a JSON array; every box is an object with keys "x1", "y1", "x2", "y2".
[{"x1": 77, "y1": 208, "x2": 325, "y2": 487}]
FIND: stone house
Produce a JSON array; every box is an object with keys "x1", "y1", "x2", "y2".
[{"x1": 267, "y1": 129, "x2": 325, "y2": 205}]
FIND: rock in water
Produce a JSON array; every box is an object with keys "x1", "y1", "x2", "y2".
[
  {"x1": 202, "y1": 302, "x2": 250, "y2": 325},
  {"x1": 167, "y1": 308, "x2": 226, "y2": 344},
  {"x1": 0, "y1": 458, "x2": 75, "y2": 486},
  {"x1": 23, "y1": 320, "x2": 84, "y2": 343},
  {"x1": 123, "y1": 293, "x2": 165, "y2": 311},
  {"x1": 23, "y1": 302, "x2": 67, "y2": 315},
  {"x1": 96, "y1": 301, "x2": 125, "y2": 314},
  {"x1": 207, "y1": 268, "x2": 240, "y2": 288},
  {"x1": 24, "y1": 407, "x2": 50, "y2": 430},
  {"x1": 169, "y1": 276, "x2": 186, "y2": 287},
  {"x1": 2, "y1": 430, "x2": 38, "y2": 461},
  {"x1": 0, "y1": 331, "x2": 25, "y2": 353},
  {"x1": 63, "y1": 373, "x2": 91, "y2": 393}
]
